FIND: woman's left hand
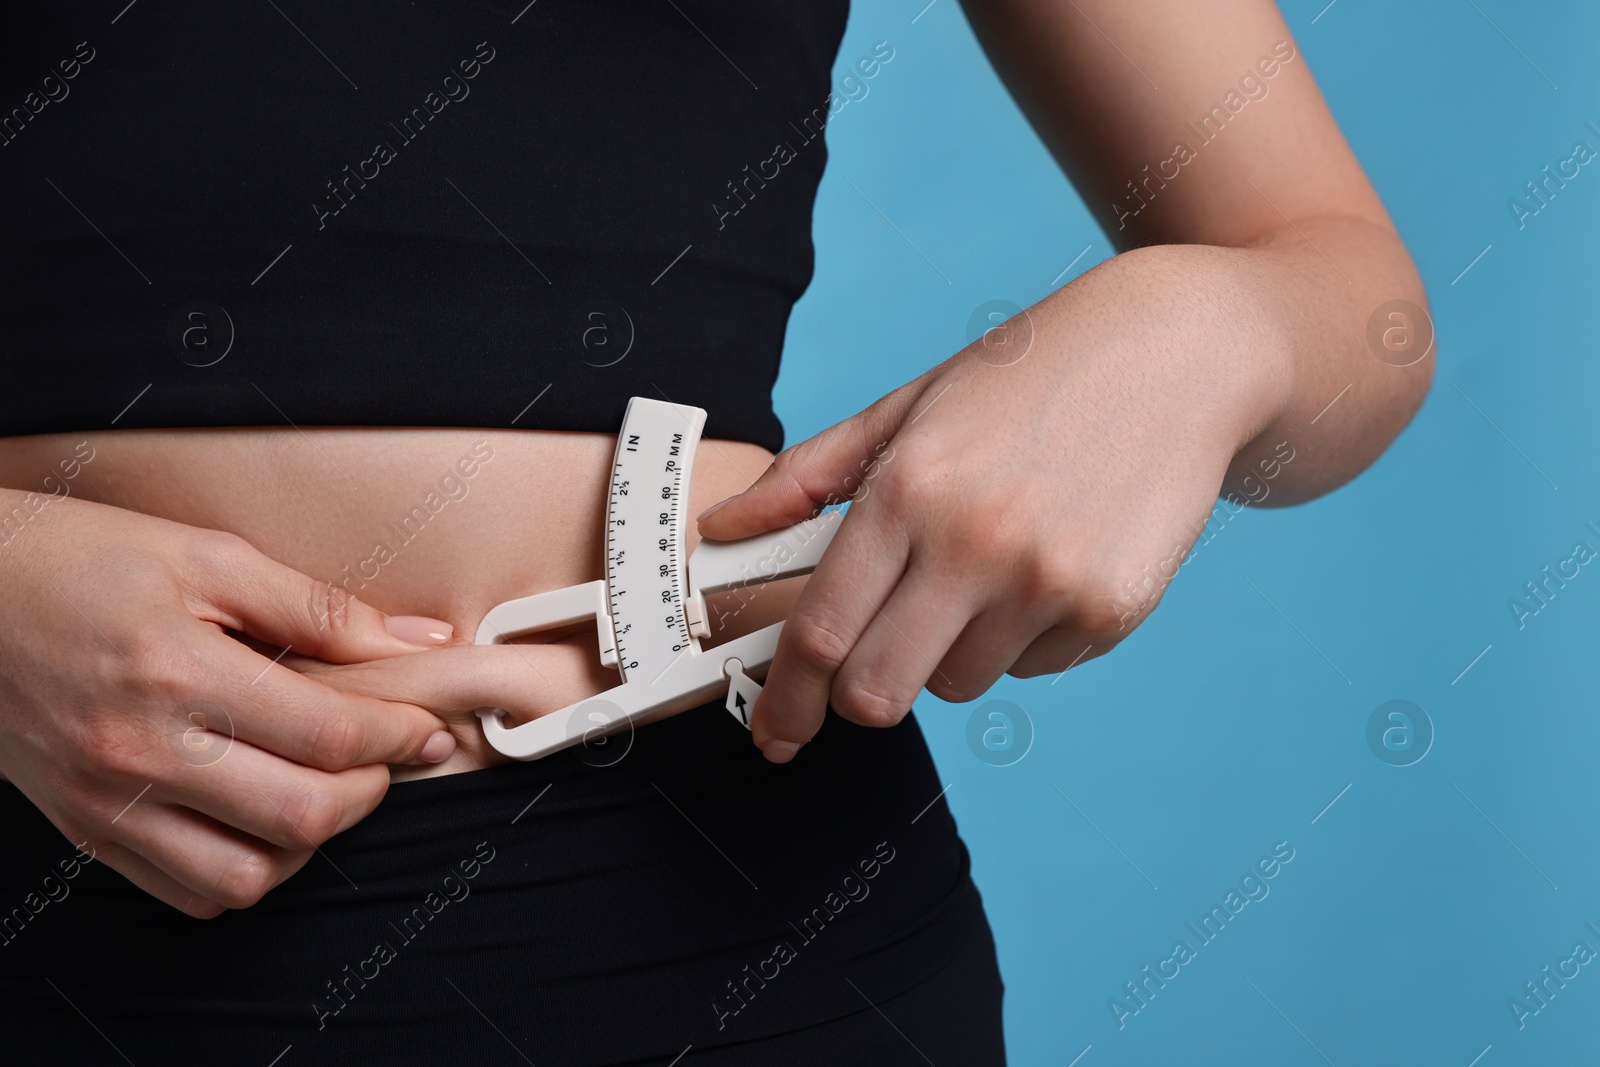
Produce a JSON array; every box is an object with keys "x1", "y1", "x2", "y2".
[{"x1": 696, "y1": 245, "x2": 1298, "y2": 763}]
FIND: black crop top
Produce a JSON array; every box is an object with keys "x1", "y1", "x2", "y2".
[{"x1": 0, "y1": 1, "x2": 855, "y2": 453}]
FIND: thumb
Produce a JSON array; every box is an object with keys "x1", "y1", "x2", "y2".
[
  {"x1": 697, "y1": 377, "x2": 927, "y2": 541},
  {"x1": 188, "y1": 534, "x2": 455, "y2": 663}
]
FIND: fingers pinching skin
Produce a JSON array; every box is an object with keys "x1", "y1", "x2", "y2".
[
  {"x1": 204, "y1": 627, "x2": 456, "y2": 769},
  {"x1": 180, "y1": 529, "x2": 454, "y2": 663},
  {"x1": 295, "y1": 640, "x2": 609, "y2": 726},
  {"x1": 0, "y1": 495, "x2": 468, "y2": 917}
]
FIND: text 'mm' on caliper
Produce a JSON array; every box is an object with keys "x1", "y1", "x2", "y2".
[{"x1": 473, "y1": 397, "x2": 842, "y2": 760}]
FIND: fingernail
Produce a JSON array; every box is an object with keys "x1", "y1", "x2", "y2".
[
  {"x1": 387, "y1": 615, "x2": 454, "y2": 646},
  {"x1": 420, "y1": 730, "x2": 456, "y2": 763},
  {"x1": 762, "y1": 740, "x2": 801, "y2": 764},
  {"x1": 697, "y1": 495, "x2": 736, "y2": 521}
]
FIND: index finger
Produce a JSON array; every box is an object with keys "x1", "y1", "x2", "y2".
[{"x1": 200, "y1": 625, "x2": 454, "y2": 770}]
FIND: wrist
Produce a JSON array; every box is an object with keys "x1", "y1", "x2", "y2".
[{"x1": 1063, "y1": 242, "x2": 1299, "y2": 458}]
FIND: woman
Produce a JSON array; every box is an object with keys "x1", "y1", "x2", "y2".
[{"x1": 0, "y1": 0, "x2": 1430, "y2": 1063}]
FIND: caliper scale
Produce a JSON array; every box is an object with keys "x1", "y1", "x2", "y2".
[{"x1": 473, "y1": 397, "x2": 842, "y2": 760}]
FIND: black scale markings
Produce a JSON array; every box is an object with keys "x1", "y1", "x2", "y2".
[{"x1": 605, "y1": 429, "x2": 692, "y2": 680}]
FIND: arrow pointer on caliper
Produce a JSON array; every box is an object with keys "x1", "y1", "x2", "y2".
[{"x1": 723, "y1": 658, "x2": 763, "y2": 731}]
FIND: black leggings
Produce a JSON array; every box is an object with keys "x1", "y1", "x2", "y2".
[{"x1": 0, "y1": 704, "x2": 1005, "y2": 1065}]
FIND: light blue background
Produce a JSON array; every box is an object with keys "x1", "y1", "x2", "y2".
[{"x1": 779, "y1": 1, "x2": 1600, "y2": 1063}]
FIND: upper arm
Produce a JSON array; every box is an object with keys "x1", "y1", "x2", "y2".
[{"x1": 956, "y1": 0, "x2": 1394, "y2": 249}]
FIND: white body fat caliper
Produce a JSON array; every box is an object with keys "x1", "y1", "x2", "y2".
[{"x1": 472, "y1": 397, "x2": 842, "y2": 760}]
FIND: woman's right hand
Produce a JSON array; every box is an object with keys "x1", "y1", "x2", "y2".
[{"x1": 0, "y1": 488, "x2": 459, "y2": 917}]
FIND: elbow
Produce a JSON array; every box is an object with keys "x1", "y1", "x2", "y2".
[
  {"x1": 1373, "y1": 260, "x2": 1437, "y2": 446},
  {"x1": 1240, "y1": 245, "x2": 1436, "y2": 510}
]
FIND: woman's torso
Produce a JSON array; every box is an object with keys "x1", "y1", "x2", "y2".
[{"x1": 0, "y1": 5, "x2": 1008, "y2": 1061}]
